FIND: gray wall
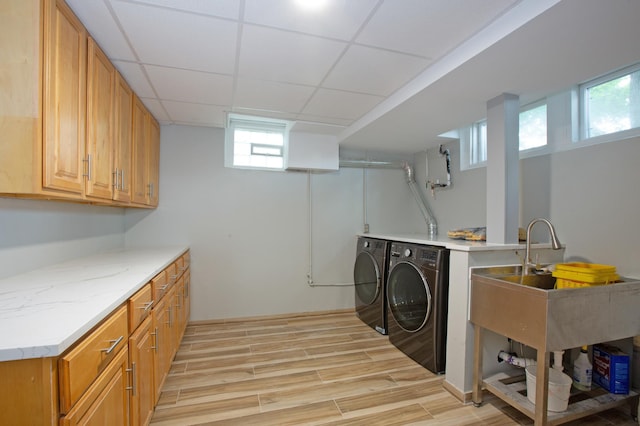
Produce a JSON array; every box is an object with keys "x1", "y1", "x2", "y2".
[
  {"x1": 0, "y1": 199, "x2": 125, "y2": 278},
  {"x1": 124, "y1": 125, "x2": 427, "y2": 321}
]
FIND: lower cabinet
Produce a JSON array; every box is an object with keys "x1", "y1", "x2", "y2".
[
  {"x1": 153, "y1": 286, "x2": 175, "y2": 403},
  {"x1": 129, "y1": 316, "x2": 155, "y2": 426},
  {"x1": 0, "y1": 250, "x2": 190, "y2": 425},
  {"x1": 60, "y1": 346, "x2": 130, "y2": 425}
]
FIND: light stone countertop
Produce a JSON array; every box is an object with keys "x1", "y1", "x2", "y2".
[
  {"x1": 0, "y1": 246, "x2": 188, "y2": 362},
  {"x1": 359, "y1": 232, "x2": 529, "y2": 251}
]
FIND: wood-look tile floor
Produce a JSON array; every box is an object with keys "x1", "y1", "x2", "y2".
[{"x1": 151, "y1": 311, "x2": 638, "y2": 425}]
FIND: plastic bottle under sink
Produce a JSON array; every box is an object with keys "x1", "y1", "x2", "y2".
[{"x1": 573, "y1": 346, "x2": 593, "y2": 391}]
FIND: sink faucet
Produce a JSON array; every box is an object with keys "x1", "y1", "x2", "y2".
[{"x1": 523, "y1": 218, "x2": 562, "y2": 275}]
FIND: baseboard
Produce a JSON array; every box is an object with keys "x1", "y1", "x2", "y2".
[
  {"x1": 443, "y1": 379, "x2": 473, "y2": 404},
  {"x1": 188, "y1": 308, "x2": 356, "y2": 326}
]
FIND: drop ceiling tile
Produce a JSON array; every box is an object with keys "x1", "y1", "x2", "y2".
[
  {"x1": 163, "y1": 100, "x2": 227, "y2": 127},
  {"x1": 111, "y1": 0, "x2": 238, "y2": 73},
  {"x1": 357, "y1": 0, "x2": 518, "y2": 58},
  {"x1": 238, "y1": 25, "x2": 346, "y2": 86},
  {"x1": 291, "y1": 119, "x2": 349, "y2": 134},
  {"x1": 243, "y1": 0, "x2": 378, "y2": 40},
  {"x1": 140, "y1": 98, "x2": 170, "y2": 122},
  {"x1": 145, "y1": 65, "x2": 233, "y2": 105},
  {"x1": 302, "y1": 88, "x2": 383, "y2": 121},
  {"x1": 112, "y1": 60, "x2": 156, "y2": 98},
  {"x1": 128, "y1": 0, "x2": 241, "y2": 19},
  {"x1": 323, "y1": 45, "x2": 431, "y2": 96},
  {"x1": 65, "y1": 0, "x2": 136, "y2": 61},
  {"x1": 234, "y1": 78, "x2": 315, "y2": 115},
  {"x1": 231, "y1": 108, "x2": 296, "y2": 122}
]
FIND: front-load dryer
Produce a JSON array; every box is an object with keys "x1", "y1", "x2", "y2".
[
  {"x1": 386, "y1": 242, "x2": 449, "y2": 373},
  {"x1": 353, "y1": 236, "x2": 390, "y2": 334}
]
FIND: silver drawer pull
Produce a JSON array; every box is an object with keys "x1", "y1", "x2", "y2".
[
  {"x1": 101, "y1": 335, "x2": 124, "y2": 354},
  {"x1": 160, "y1": 283, "x2": 169, "y2": 291},
  {"x1": 141, "y1": 301, "x2": 154, "y2": 312}
]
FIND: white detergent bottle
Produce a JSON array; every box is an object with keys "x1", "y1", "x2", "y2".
[{"x1": 573, "y1": 346, "x2": 592, "y2": 391}]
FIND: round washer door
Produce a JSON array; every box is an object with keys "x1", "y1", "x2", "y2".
[
  {"x1": 353, "y1": 251, "x2": 381, "y2": 305},
  {"x1": 387, "y1": 261, "x2": 432, "y2": 332}
]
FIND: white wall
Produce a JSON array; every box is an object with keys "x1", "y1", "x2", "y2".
[
  {"x1": 0, "y1": 198, "x2": 125, "y2": 278},
  {"x1": 124, "y1": 125, "x2": 427, "y2": 321},
  {"x1": 421, "y1": 135, "x2": 640, "y2": 279},
  {"x1": 550, "y1": 137, "x2": 640, "y2": 278}
]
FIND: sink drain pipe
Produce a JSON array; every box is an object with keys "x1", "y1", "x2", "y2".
[
  {"x1": 497, "y1": 349, "x2": 565, "y2": 370},
  {"x1": 498, "y1": 350, "x2": 537, "y2": 368}
]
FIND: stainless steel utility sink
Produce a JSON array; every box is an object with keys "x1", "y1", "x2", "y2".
[
  {"x1": 472, "y1": 265, "x2": 556, "y2": 289},
  {"x1": 470, "y1": 266, "x2": 640, "y2": 351}
]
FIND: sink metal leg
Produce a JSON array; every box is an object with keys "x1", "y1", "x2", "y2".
[
  {"x1": 472, "y1": 324, "x2": 484, "y2": 407},
  {"x1": 534, "y1": 350, "x2": 550, "y2": 426}
]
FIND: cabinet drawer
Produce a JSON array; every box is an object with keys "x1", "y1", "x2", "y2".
[
  {"x1": 59, "y1": 304, "x2": 128, "y2": 414},
  {"x1": 60, "y1": 345, "x2": 129, "y2": 426},
  {"x1": 175, "y1": 256, "x2": 184, "y2": 276},
  {"x1": 181, "y1": 250, "x2": 190, "y2": 273},
  {"x1": 151, "y1": 270, "x2": 169, "y2": 303},
  {"x1": 166, "y1": 262, "x2": 178, "y2": 285},
  {"x1": 128, "y1": 283, "x2": 153, "y2": 334}
]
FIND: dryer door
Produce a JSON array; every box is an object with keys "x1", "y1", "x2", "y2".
[
  {"x1": 353, "y1": 251, "x2": 381, "y2": 305},
  {"x1": 387, "y1": 261, "x2": 432, "y2": 332}
]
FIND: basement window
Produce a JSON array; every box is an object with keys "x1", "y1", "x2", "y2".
[
  {"x1": 580, "y1": 63, "x2": 640, "y2": 141},
  {"x1": 519, "y1": 102, "x2": 547, "y2": 151},
  {"x1": 461, "y1": 101, "x2": 548, "y2": 169},
  {"x1": 225, "y1": 114, "x2": 291, "y2": 170}
]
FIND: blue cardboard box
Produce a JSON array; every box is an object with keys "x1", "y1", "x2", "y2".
[{"x1": 593, "y1": 344, "x2": 629, "y2": 394}]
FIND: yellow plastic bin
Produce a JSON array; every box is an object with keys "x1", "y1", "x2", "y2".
[{"x1": 552, "y1": 263, "x2": 619, "y2": 289}]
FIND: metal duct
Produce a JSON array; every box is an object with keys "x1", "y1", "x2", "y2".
[{"x1": 339, "y1": 159, "x2": 438, "y2": 238}]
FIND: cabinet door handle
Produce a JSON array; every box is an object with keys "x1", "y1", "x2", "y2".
[
  {"x1": 151, "y1": 327, "x2": 158, "y2": 352},
  {"x1": 83, "y1": 154, "x2": 92, "y2": 181},
  {"x1": 112, "y1": 169, "x2": 119, "y2": 189},
  {"x1": 101, "y1": 335, "x2": 123, "y2": 354},
  {"x1": 126, "y1": 362, "x2": 137, "y2": 396}
]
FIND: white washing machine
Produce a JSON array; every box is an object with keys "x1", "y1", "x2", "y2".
[
  {"x1": 353, "y1": 236, "x2": 390, "y2": 334},
  {"x1": 386, "y1": 242, "x2": 449, "y2": 373}
]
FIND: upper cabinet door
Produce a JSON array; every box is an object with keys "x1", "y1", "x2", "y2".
[
  {"x1": 114, "y1": 73, "x2": 133, "y2": 204},
  {"x1": 42, "y1": 0, "x2": 87, "y2": 194},
  {"x1": 147, "y1": 117, "x2": 160, "y2": 207},
  {"x1": 131, "y1": 95, "x2": 149, "y2": 205},
  {"x1": 85, "y1": 37, "x2": 115, "y2": 200}
]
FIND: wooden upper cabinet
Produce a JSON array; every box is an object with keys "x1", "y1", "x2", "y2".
[
  {"x1": 0, "y1": 0, "x2": 159, "y2": 207},
  {"x1": 148, "y1": 116, "x2": 160, "y2": 207},
  {"x1": 131, "y1": 96, "x2": 160, "y2": 207},
  {"x1": 42, "y1": 0, "x2": 87, "y2": 195},
  {"x1": 85, "y1": 37, "x2": 115, "y2": 200},
  {"x1": 131, "y1": 95, "x2": 149, "y2": 205},
  {"x1": 114, "y1": 72, "x2": 133, "y2": 203}
]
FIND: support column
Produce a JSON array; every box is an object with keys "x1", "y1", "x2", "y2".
[{"x1": 486, "y1": 93, "x2": 519, "y2": 244}]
